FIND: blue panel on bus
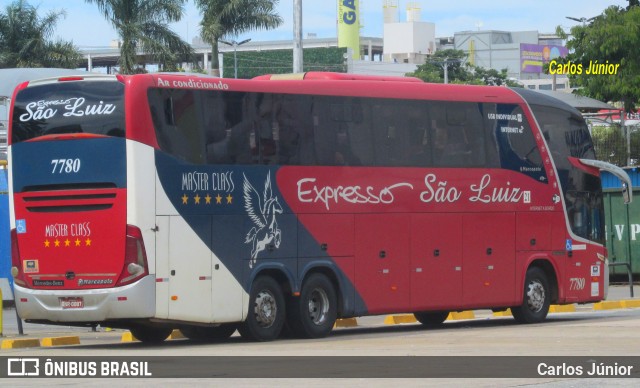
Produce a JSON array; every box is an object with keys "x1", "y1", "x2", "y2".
[
  {"x1": 10, "y1": 137, "x2": 126, "y2": 191},
  {"x1": 155, "y1": 150, "x2": 362, "y2": 314}
]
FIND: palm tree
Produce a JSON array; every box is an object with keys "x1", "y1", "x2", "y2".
[
  {"x1": 196, "y1": 0, "x2": 283, "y2": 76},
  {"x1": 86, "y1": 0, "x2": 195, "y2": 74},
  {"x1": 0, "y1": 0, "x2": 82, "y2": 68}
]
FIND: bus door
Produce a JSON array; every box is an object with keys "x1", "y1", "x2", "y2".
[
  {"x1": 354, "y1": 214, "x2": 411, "y2": 314},
  {"x1": 462, "y1": 213, "x2": 516, "y2": 307},
  {"x1": 155, "y1": 215, "x2": 213, "y2": 322},
  {"x1": 410, "y1": 213, "x2": 463, "y2": 310}
]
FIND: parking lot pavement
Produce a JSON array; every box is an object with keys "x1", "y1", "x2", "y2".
[{"x1": 1, "y1": 284, "x2": 638, "y2": 345}]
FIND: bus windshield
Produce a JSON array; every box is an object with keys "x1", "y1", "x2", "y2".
[
  {"x1": 530, "y1": 104, "x2": 605, "y2": 244},
  {"x1": 11, "y1": 80, "x2": 125, "y2": 143}
]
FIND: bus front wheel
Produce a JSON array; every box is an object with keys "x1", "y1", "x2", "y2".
[
  {"x1": 288, "y1": 273, "x2": 337, "y2": 338},
  {"x1": 129, "y1": 325, "x2": 173, "y2": 343},
  {"x1": 239, "y1": 276, "x2": 285, "y2": 341},
  {"x1": 511, "y1": 267, "x2": 551, "y2": 324}
]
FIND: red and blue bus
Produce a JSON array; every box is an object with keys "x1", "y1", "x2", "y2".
[{"x1": 8, "y1": 72, "x2": 631, "y2": 342}]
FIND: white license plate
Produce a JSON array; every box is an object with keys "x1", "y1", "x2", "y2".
[{"x1": 59, "y1": 297, "x2": 84, "y2": 309}]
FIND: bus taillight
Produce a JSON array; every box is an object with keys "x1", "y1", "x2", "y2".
[
  {"x1": 119, "y1": 225, "x2": 149, "y2": 286},
  {"x1": 10, "y1": 228, "x2": 26, "y2": 286}
]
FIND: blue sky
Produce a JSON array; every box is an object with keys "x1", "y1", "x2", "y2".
[{"x1": 32, "y1": 0, "x2": 630, "y2": 49}]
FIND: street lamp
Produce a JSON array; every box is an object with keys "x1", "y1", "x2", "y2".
[
  {"x1": 219, "y1": 38, "x2": 252, "y2": 78},
  {"x1": 565, "y1": 16, "x2": 596, "y2": 27},
  {"x1": 428, "y1": 58, "x2": 462, "y2": 84}
]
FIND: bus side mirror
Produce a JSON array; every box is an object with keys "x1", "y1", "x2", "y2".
[
  {"x1": 622, "y1": 182, "x2": 631, "y2": 205},
  {"x1": 579, "y1": 159, "x2": 633, "y2": 204}
]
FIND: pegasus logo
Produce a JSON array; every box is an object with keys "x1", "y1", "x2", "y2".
[{"x1": 243, "y1": 172, "x2": 283, "y2": 267}]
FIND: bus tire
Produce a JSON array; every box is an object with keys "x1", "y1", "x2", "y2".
[
  {"x1": 414, "y1": 311, "x2": 449, "y2": 327},
  {"x1": 238, "y1": 276, "x2": 285, "y2": 341},
  {"x1": 181, "y1": 324, "x2": 237, "y2": 341},
  {"x1": 511, "y1": 267, "x2": 551, "y2": 324},
  {"x1": 130, "y1": 325, "x2": 173, "y2": 343},
  {"x1": 288, "y1": 273, "x2": 337, "y2": 339}
]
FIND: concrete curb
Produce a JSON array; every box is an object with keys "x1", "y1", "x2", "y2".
[
  {"x1": 1, "y1": 335, "x2": 81, "y2": 349},
  {"x1": 41, "y1": 336, "x2": 80, "y2": 347},
  {"x1": 383, "y1": 311, "x2": 476, "y2": 325},
  {"x1": 334, "y1": 318, "x2": 358, "y2": 328},
  {"x1": 1, "y1": 338, "x2": 41, "y2": 349}
]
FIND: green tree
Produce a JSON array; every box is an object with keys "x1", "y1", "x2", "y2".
[
  {"x1": 0, "y1": 0, "x2": 81, "y2": 68},
  {"x1": 408, "y1": 49, "x2": 471, "y2": 83},
  {"x1": 86, "y1": 0, "x2": 194, "y2": 74},
  {"x1": 560, "y1": 5, "x2": 640, "y2": 112},
  {"x1": 196, "y1": 0, "x2": 283, "y2": 76},
  {"x1": 408, "y1": 49, "x2": 517, "y2": 86}
]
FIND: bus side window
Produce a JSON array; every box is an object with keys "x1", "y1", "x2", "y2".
[
  {"x1": 372, "y1": 104, "x2": 393, "y2": 166},
  {"x1": 311, "y1": 98, "x2": 337, "y2": 165},
  {"x1": 227, "y1": 93, "x2": 260, "y2": 164},
  {"x1": 405, "y1": 104, "x2": 430, "y2": 167},
  {"x1": 347, "y1": 102, "x2": 374, "y2": 166},
  {"x1": 276, "y1": 94, "x2": 308, "y2": 165}
]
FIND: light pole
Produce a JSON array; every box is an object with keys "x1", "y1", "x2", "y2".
[
  {"x1": 565, "y1": 16, "x2": 596, "y2": 27},
  {"x1": 429, "y1": 58, "x2": 462, "y2": 84},
  {"x1": 219, "y1": 38, "x2": 252, "y2": 78}
]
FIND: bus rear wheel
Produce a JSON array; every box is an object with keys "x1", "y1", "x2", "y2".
[
  {"x1": 288, "y1": 273, "x2": 337, "y2": 338},
  {"x1": 130, "y1": 325, "x2": 173, "y2": 343},
  {"x1": 181, "y1": 324, "x2": 237, "y2": 341},
  {"x1": 414, "y1": 311, "x2": 449, "y2": 327},
  {"x1": 511, "y1": 267, "x2": 551, "y2": 324},
  {"x1": 238, "y1": 276, "x2": 285, "y2": 341}
]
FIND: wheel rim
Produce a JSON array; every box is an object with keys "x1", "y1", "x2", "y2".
[
  {"x1": 526, "y1": 279, "x2": 545, "y2": 313},
  {"x1": 253, "y1": 290, "x2": 277, "y2": 328},
  {"x1": 307, "y1": 287, "x2": 330, "y2": 325}
]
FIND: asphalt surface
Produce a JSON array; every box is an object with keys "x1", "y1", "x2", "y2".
[{"x1": 1, "y1": 284, "x2": 638, "y2": 343}]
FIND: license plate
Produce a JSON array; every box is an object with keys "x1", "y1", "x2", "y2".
[{"x1": 59, "y1": 297, "x2": 84, "y2": 309}]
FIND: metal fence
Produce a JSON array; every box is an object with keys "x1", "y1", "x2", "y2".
[{"x1": 591, "y1": 125, "x2": 640, "y2": 167}]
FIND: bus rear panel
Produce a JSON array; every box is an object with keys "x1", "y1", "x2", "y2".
[{"x1": 10, "y1": 76, "x2": 154, "y2": 324}]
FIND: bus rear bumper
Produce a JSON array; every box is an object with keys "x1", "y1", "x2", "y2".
[{"x1": 13, "y1": 275, "x2": 156, "y2": 323}]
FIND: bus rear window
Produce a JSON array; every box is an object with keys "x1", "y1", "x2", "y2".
[{"x1": 11, "y1": 81, "x2": 125, "y2": 143}]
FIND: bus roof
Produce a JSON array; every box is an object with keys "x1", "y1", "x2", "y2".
[{"x1": 253, "y1": 72, "x2": 424, "y2": 82}]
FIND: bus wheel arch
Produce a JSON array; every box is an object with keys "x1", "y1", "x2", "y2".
[
  {"x1": 512, "y1": 263, "x2": 555, "y2": 324},
  {"x1": 288, "y1": 269, "x2": 339, "y2": 338},
  {"x1": 239, "y1": 272, "x2": 288, "y2": 342},
  {"x1": 528, "y1": 259, "x2": 559, "y2": 304}
]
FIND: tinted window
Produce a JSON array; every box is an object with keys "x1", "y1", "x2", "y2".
[
  {"x1": 149, "y1": 89, "x2": 504, "y2": 170},
  {"x1": 12, "y1": 81, "x2": 125, "y2": 143},
  {"x1": 484, "y1": 104, "x2": 546, "y2": 181},
  {"x1": 530, "y1": 104, "x2": 603, "y2": 244}
]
